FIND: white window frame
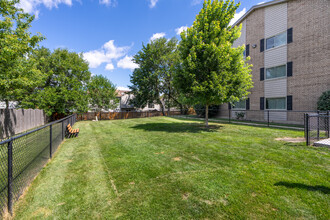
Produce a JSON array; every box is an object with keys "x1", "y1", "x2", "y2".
[
  {"x1": 265, "y1": 31, "x2": 287, "y2": 51},
  {"x1": 265, "y1": 64, "x2": 287, "y2": 80},
  {"x1": 265, "y1": 97, "x2": 286, "y2": 110}
]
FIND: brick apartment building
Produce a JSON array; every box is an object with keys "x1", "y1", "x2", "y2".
[{"x1": 218, "y1": 0, "x2": 330, "y2": 123}]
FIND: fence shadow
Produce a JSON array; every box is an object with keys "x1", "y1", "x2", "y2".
[
  {"x1": 274, "y1": 181, "x2": 330, "y2": 194},
  {"x1": 130, "y1": 122, "x2": 222, "y2": 133}
]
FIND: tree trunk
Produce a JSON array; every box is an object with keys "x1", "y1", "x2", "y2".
[
  {"x1": 158, "y1": 99, "x2": 165, "y2": 116},
  {"x1": 5, "y1": 100, "x2": 9, "y2": 110},
  {"x1": 167, "y1": 96, "x2": 170, "y2": 116},
  {"x1": 205, "y1": 104, "x2": 209, "y2": 128}
]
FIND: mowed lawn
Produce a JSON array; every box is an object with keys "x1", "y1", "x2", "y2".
[{"x1": 14, "y1": 117, "x2": 329, "y2": 219}]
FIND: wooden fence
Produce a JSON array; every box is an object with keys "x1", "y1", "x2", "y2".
[
  {"x1": 76, "y1": 111, "x2": 183, "y2": 121},
  {"x1": 0, "y1": 109, "x2": 45, "y2": 139}
]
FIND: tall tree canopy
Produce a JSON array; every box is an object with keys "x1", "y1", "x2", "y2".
[
  {"x1": 0, "y1": 0, "x2": 44, "y2": 109},
  {"x1": 88, "y1": 75, "x2": 118, "y2": 112},
  {"x1": 21, "y1": 47, "x2": 91, "y2": 117},
  {"x1": 130, "y1": 37, "x2": 181, "y2": 115},
  {"x1": 175, "y1": 0, "x2": 253, "y2": 127}
]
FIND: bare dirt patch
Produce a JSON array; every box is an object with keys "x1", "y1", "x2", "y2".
[
  {"x1": 201, "y1": 199, "x2": 214, "y2": 205},
  {"x1": 154, "y1": 152, "x2": 165, "y2": 155},
  {"x1": 32, "y1": 207, "x2": 52, "y2": 218},
  {"x1": 275, "y1": 137, "x2": 305, "y2": 143},
  {"x1": 172, "y1": 157, "x2": 181, "y2": 161},
  {"x1": 182, "y1": 193, "x2": 190, "y2": 200}
]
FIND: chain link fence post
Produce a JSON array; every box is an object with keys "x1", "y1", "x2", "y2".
[
  {"x1": 327, "y1": 110, "x2": 330, "y2": 138},
  {"x1": 305, "y1": 113, "x2": 309, "y2": 146},
  {"x1": 228, "y1": 109, "x2": 231, "y2": 123},
  {"x1": 267, "y1": 110, "x2": 270, "y2": 127},
  {"x1": 317, "y1": 110, "x2": 320, "y2": 140},
  {"x1": 50, "y1": 125, "x2": 52, "y2": 158},
  {"x1": 7, "y1": 140, "x2": 13, "y2": 215},
  {"x1": 62, "y1": 120, "x2": 64, "y2": 140}
]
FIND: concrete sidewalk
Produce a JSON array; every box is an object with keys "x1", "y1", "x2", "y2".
[{"x1": 314, "y1": 138, "x2": 330, "y2": 148}]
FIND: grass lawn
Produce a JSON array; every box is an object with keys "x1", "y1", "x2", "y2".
[{"x1": 13, "y1": 117, "x2": 329, "y2": 219}]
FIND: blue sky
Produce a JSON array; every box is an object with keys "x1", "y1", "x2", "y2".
[{"x1": 19, "y1": 0, "x2": 270, "y2": 90}]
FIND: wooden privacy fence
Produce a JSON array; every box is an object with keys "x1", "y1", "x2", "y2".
[
  {"x1": 0, "y1": 109, "x2": 45, "y2": 140},
  {"x1": 77, "y1": 111, "x2": 182, "y2": 121}
]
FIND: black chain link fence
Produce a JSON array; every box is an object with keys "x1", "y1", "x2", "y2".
[
  {"x1": 0, "y1": 114, "x2": 76, "y2": 216},
  {"x1": 187, "y1": 109, "x2": 325, "y2": 128},
  {"x1": 305, "y1": 112, "x2": 330, "y2": 146}
]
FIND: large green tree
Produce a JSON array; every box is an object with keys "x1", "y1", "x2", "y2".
[
  {"x1": 88, "y1": 75, "x2": 118, "y2": 112},
  {"x1": 130, "y1": 37, "x2": 182, "y2": 115},
  {"x1": 0, "y1": 0, "x2": 44, "y2": 109},
  {"x1": 175, "y1": 0, "x2": 253, "y2": 127},
  {"x1": 21, "y1": 47, "x2": 91, "y2": 118}
]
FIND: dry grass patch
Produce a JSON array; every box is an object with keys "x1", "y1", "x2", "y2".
[
  {"x1": 275, "y1": 137, "x2": 305, "y2": 143},
  {"x1": 172, "y1": 157, "x2": 181, "y2": 161}
]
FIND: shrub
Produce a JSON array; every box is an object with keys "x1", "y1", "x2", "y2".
[
  {"x1": 317, "y1": 91, "x2": 330, "y2": 110},
  {"x1": 235, "y1": 112, "x2": 245, "y2": 120},
  {"x1": 194, "y1": 105, "x2": 219, "y2": 118}
]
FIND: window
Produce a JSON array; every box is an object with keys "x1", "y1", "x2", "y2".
[
  {"x1": 148, "y1": 102, "x2": 154, "y2": 108},
  {"x1": 266, "y1": 32, "x2": 287, "y2": 50},
  {"x1": 266, "y1": 97, "x2": 286, "y2": 110},
  {"x1": 266, "y1": 65, "x2": 286, "y2": 79},
  {"x1": 232, "y1": 100, "x2": 246, "y2": 109}
]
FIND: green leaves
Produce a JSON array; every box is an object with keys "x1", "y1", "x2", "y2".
[
  {"x1": 0, "y1": 0, "x2": 44, "y2": 108},
  {"x1": 130, "y1": 37, "x2": 180, "y2": 112},
  {"x1": 174, "y1": 0, "x2": 253, "y2": 126},
  {"x1": 317, "y1": 91, "x2": 330, "y2": 111},
  {"x1": 20, "y1": 48, "x2": 92, "y2": 117},
  {"x1": 88, "y1": 75, "x2": 118, "y2": 112},
  {"x1": 175, "y1": 0, "x2": 253, "y2": 106}
]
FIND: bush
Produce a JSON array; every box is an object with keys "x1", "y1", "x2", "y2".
[
  {"x1": 317, "y1": 91, "x2": 330, "y2": 110},
  {"x1": 235, "y1": 112, "x2": 245, "y2": 120},
  {"x1": 194, "y1": 104, "x2": 219, "y2": 118}
]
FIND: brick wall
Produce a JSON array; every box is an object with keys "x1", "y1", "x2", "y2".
[
  {"x1": 245, "y1": 7, "x2": 265, "y2": 115},
  {"x1": 287, "y1": 0, "x2": 330, "y2": 113}
]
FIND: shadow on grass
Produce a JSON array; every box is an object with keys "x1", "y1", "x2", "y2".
[
  {"x1": 274, "y1": 182, "x2": 330, "y2": 194},
  {"x1": 171, "y1": 116, "x2": 302, "y2": 132},
  {"x1": 130, "y1": 122, "x2": 222, "y2": 133}
]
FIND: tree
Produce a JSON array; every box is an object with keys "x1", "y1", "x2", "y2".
[
  {"x1": 21, "y1": 48, "x2": 91, "y2": 118},
  {"x1": 0, "y1": 0, "x2": 44, "y2": 109},
  {"x1": 317, "y1": 91, "x2": 330, "y2": 110},
  {"x1": 88, "y1": 75, "x2": 118, "y2": 112},
  {"x1": 175, "y1": 0, "x2": 253, "y2": 127},
  {"x1": 130, "y1": 37, "x2": 180, "y2": 115}
]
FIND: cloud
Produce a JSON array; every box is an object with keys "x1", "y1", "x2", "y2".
[
  {"x1": 83, "y1": 40, "x2": 130, "y2": 69},
  {"x1": 150, "y1": 32, "x2": 166, "y2": 41},
  {"x1": 17, "y1": 0, "x2": 118, "y2": 17},
  {"x1": 117, "y1": 86, "x2": 131, "y2": 91},
  {"x1": 149, "y1": 0, "x2": 158, "y2": 8},
  {"x1": 191, "y1": 0, "x2": 202, "y2": 6},
  {"x1": 229, "y1": 8, "x2": 246, "y2": 26},
  {"x1": 17, "y1": 0, "x2": 73, "y2": 16},
  {"x1": 99, "y1": 0, "x2": 117, "y2": 6},
  {"x1": 117, "y1": 56, "x2": 139, "y2": 70},
  {"x1": 175, "y1": 26, "x2": 188, "y2": 35},
  {"x1": 105, "y1": 63, "x2": 115, "y2": 71}
]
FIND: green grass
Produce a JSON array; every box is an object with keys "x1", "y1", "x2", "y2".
[
  {"x1": 179, "y1": 115, "x2": 304, "y2": 129},
  {"x1": 13, "y1": 117, "x2": 329, "y2": 219}
]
